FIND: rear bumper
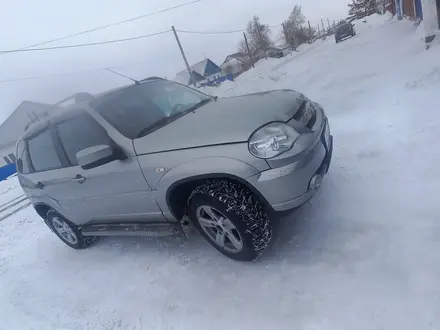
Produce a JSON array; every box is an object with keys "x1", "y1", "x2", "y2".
[{"x1": 248, "y1": 121, "x2": 333, "y2": 212}]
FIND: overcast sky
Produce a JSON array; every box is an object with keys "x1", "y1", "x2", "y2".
[{"x1": 0, "y1": 0, "x2": 349, "y2": 122}]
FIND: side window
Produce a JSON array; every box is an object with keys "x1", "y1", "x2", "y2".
[
  {"x1": 56, "y1": 113, "x2": 110, "y2": 166},
  {"x1": 28, "y1": 129, "x2": 61, "y2": 172},
  {"x1": 8, "y1": 153, "x2": 16, "y2": 163},
  {"x1": 16, "y1": 140, "x2": 31, "y2": 174}
]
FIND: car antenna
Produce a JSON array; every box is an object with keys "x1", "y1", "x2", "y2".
[{"x1": 106, "y1": 68, "x2": 140, "y2": 85}]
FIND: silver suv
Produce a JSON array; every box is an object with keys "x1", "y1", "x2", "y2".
[{"x1": 16, "y1": 78, "x2": 332, "y2": 261}]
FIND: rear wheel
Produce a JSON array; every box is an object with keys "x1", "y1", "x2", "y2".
[
  {"x1": 47, "y1": 210, "x2": 96, "y2": 249},
  {"x1": 188, "y1": 180, "x2": 272, "y2": 261}
]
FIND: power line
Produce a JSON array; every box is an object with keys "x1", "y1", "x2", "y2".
[
  {"x1": 176, "y1": 25, "x2": 281, "y2": 35},
  {"x1": 0, "y1": 30, "x2": 171, "y2": 53},
  {"x1": 0, "y1": 59, "x2": 155, "y2": 84},
  {"x1": 0, "y1": 0, "x2": 203, "y2": 56},
  {"x1": 0, "y1": 22, "x2": 283, "y2": 83},
  {"x1": 177, "y1": 28, "x2": 246, "y2": 35}
]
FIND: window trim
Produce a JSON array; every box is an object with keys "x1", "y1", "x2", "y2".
[
  {"x1": 16, "y1": 139, "x2": 32, "y2": 174},
  {"x1": 53, "y1": 111, "x2": 113, "y2": 168},
  {"x1": 3, "y1": 156, "x2": 11, "y2": 165},
  {"x1": 8, "y1": 153, "x2": 16, "y2": 163},
  {"x1": 25, "y1": 125, "x2": 67, "y2": 173}
]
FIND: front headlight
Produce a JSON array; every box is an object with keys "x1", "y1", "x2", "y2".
[{"x1": 248, "y1": 122, "x2": 300, "y2": 159}]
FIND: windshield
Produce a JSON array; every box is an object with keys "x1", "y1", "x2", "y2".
[{"x1": 91, "y1": 80, "x2": 211, "y2": 139}]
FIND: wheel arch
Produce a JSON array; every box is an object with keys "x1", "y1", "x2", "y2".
[
  {"x1": 33, "y1": 203, "x2": 54, "y2": 230},
  {"x1": 34, "y1": 203, "x2": 52, "y2": 219},
  {"x1": 166, "y1": 173, "x2": 271, "y2": 221}
]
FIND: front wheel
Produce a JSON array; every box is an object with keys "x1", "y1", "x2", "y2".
[
  {"x1": 47, "y1": 210, "x2": 96, "y2": 249},
  {"x1": 188, "y1": 180, "x2": 272, "y2": 261}
]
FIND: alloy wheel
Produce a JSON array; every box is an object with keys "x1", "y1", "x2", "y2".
[
  {"x1": 52, "y1": 217, "x2": 78, "y2": 245},
  {"x1": 196, "y1": 205, "x2": 243, "y2": 253}
]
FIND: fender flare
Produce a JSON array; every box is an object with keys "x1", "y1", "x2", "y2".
[{"x1": 155, "y1": 157, "x2": 261, "y2": 217}]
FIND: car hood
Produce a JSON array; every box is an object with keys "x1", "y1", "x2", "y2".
[{"x1": 134, "y1": 89, "x2": 304, "y2": 155}]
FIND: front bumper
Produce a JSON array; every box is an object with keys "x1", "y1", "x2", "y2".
[{"x1": 248, "y1": 121, "x2": 333, "y2": 212}]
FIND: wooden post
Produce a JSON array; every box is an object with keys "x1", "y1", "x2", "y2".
[
  {"x1": 308, "y1": 20, "x2": 312, "y2": 41},
  {"x1": 243, "y1": 32, "x2": 255, "y2": 68},
  {"x1": 282, "y1": 22, "x2": 289, "y2": 46},
  {"x1": 172, "y1": 26, "x2": 194, "y2": 85}
]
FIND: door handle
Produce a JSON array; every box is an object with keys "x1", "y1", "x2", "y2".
[
  {"x1": 35, "y1": 181, "x2": 44, "y2": 189},
  {"x1": 73, "y1": 174, "x2": 86, "y2": 184}
]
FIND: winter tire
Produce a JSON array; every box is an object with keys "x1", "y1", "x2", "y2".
[
  {"x1": 188, "y1": 180, "x2": 272, "y2": 261},
  {"x1": 47, "y1": 210, "x2": 96, "y2": 249}
]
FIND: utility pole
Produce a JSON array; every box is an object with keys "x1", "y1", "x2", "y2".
[
  {"x1": 308, "y1": 20, "x2": 312, "y2": 42},
  {"x1": 321, "y1": 19, "x2": 325, "y2": 34},
  {"x1": 243, "y1": 32, "x2": 255, "y2": 68},
  {"x1": 171, "y1": 26, "x2": 194, "y2": 85},
  {"x1": 395, "y1": 0, "x2": 403, "y2": 20},
  {"x1": 293, "y1": 28, "x2": 297, "y2": 49},
  {"x1": 327, "y1": 18, "x2": 331, "y2": 30},
  {"x1": 282, "y1": 22, "x2": 289, "y2": 46}
]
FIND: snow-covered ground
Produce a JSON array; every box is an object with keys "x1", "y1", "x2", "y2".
[{"x1": 2, "y1": 15, "x2": 440, "y2": 330}]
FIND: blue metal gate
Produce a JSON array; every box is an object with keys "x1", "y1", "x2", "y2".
[
  {"x1": 415, "y1": 0, "x2": 423, "y2": 19},
  {"x1": 0, "y1": 163, "x2": 17, "y2": 181}
]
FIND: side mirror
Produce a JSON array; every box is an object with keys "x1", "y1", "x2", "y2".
[{"x1": 76, "y1": 145, "x2": 118, "y2": 170}]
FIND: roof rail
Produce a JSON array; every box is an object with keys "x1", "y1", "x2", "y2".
[
  {"x1": 139, "y1": 76, "x2": 165, "y2": 82},
  {"x1": 54, "y1": 92, "x2": 95, "y2": 106}
]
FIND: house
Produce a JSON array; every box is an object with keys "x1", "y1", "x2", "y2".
[
  {"x1": 384, "y1": 0, "x2": 439, "y2": 46},
  {"x1": 0, "y1": 101, "x2": 55, "y2": 180},
  {"x1": 220, "y1": 52, "x2": 251, "y2": 75},
  {"x1": 174, "y1": 58, "x2": 222, "y2": 85}
]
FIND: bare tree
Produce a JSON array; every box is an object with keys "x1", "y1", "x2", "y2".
[
  {"x1": 282, "y1": 5, "x2": 308, "y2": 47},
  {"x1": 245, "y1": 16, "x2": 273, "y2": 58}
]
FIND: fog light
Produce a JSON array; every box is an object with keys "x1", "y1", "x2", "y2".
[{"x1": 309, "y1": 174, "x2": 322, "y2": 190}]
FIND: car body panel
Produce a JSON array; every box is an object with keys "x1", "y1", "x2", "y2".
[
  {"x1": 335, "y1": 23, "x2": 355, "y2": 40},
  {"x1": 17, "y1": 80, "x2": 332, "y2": 230},
  {"x1": 136, "y1": 143, "x2": 268, "y2": 220},
  {"x1": 133, "y1": 90, "x2": 304, "y2": 155},
  {"x1": 22, "y1": 157, "x2": 164, "y2": 226},
  {"x1": 247, "y1": 119, "x2": 332, "y2": 211}
]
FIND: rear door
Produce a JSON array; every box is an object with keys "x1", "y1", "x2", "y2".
[{"x1": 18, "y1": 126, "x2": 75, "y2": 216}]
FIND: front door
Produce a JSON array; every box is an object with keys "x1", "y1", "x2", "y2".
[{"x1": 24, "y1": 113, "x2": 164, "y2": 225}]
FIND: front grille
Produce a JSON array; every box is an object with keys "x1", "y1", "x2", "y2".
[{"x1": 292, "y1": 100, "x2": 317, "y2": 130}]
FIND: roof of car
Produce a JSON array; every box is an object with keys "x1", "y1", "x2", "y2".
[{"x1": 20, "y1": 77, "x2": 165, "y2": 140}]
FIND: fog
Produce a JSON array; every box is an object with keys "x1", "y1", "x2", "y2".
[{"x1": 0, "y1": 0, "x2": 349, "y2": 122}]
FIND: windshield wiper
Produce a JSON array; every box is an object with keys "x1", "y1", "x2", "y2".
[{"x1": 135, "y1": 98, "x2": 212, "y2": 138}]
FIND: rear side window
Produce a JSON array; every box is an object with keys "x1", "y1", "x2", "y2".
[
  {"x1": 16, "y1": 140, "x2": 32, "y2": 174},
  {"x1": 8, "y1": 153, "x2": 16, "y2": 163},
  {"x1": 28, "y1": 129, "x2": 61, "y2": 172},
  {"x1": 56, "y1": 113, "x2": 110, "y2": 166}
]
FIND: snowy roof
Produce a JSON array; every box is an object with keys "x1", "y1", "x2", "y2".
[
  {"x1": 221, "y1": 57, "x2": 242, "y2": 68},
  {"x1": 221, "y1": 52, "x2": 249, "y2": 65},
  {"x1": 174, "y1": 58, "x2": 220, "y2": 85},
  {"x1": 0, "y1": 101, "x2": 57, "y2": 148}
]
